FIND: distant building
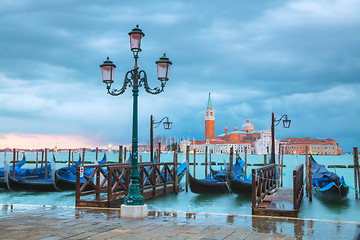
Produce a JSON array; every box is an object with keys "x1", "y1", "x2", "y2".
[
  {"x1": 280, "y1": 137, "x2": 342, "y2": 155},
  {"x1": 180, "y1": 94, "x2": 278, "y2": 154}
]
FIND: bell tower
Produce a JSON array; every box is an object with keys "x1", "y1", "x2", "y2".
[{"x1": 205, "y1": 93, "x2": 215, "y2": 140}]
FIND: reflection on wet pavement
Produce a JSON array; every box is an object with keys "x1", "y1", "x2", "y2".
[{"x1": 0, "y1": 204, "x2": 358, "y2": 239}]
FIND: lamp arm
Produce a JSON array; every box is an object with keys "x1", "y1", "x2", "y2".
[
  {"x1": 274, "y1": 114, "x2": 288, "y2": 127},
  {"x1": 107, "y1": 70, "x2": 134, "y2": 96},
  {"x1": 153, "y1": 117, "x2": 169, "y2": 128},
  {"x1": 139, "y1": 70, "x2": 165, "y2": 95}
]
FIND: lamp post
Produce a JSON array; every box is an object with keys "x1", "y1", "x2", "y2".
[
  {"x1": 150, "y1": 115, "x2": 172, "y2": 163},
  {"x1": 271, "y1": 112, "x2": 291, "y2": 164},
  {"x1": 100, "y1": 25, "x2": 172, "y2": 209}
]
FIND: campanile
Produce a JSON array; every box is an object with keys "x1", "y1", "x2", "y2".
[{"x1": 205, "y1": 93, "x2": 215, "y2": 140}]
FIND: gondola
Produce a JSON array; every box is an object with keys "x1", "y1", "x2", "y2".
[
  {"x1": 227, "y1": 158, "x2": 252, "y2": 195},
  {"x1": 0, "y1": 155, "x2": 27, "y2": 188},
  {"x1": 7, "y1": 155, "x2": 57, "y2": 192},
  {"x1": 210, "y1": 164, "x2": 222, "y2": 177},
  {"x1": 311, "y1": 155, "x2": 349, "y2": 201},
  {"x1": 188, "y1": 171, "x2": 230, "y2": 194},
  {"x1": 54, "y1": 154, "x2": 107, "y2": 191},
  {"x1": 209, "y1": 157, "x2": 242, "y2": 177},
  {"x1": 188, "y1": 160, "x2": 243, "y2": 194}
]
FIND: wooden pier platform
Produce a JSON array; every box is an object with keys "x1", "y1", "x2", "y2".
[
  {"x1": 253, "y1": 188, "x2": 298, "y2": 217},
  {"x1": 252, "y1": 164, "x2": 304, "y2": 218},
  {"x1": 75, "y1": 158, "x2": 181, "y2": 208}
]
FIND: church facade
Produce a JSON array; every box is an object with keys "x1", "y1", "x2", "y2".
[{"x1": 180, "y1": 94, "x2": 278, "y2": 155}]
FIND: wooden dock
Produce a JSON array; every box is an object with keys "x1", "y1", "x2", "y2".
[
  {"x1": 75, "y1": 153, "x2": 181, "y2": 208},
  {"x1": 252, "y1": 164, "x2": 304, "y2": 217}
]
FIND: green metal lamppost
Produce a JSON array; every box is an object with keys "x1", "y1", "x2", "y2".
[
  {"x1": 271, "y1": 112, "x2": 291, "y2": 164},
  {"x1": 100, "y1": 25, "x2": 172, "y2": 206}
]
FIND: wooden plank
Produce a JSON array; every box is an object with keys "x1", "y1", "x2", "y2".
[
  {"x1": 257, "y1": 201, "x2": 270, "y2": 208},
  {"x1": 263, "y1": 195, "x2": 273, "y2": 202}
]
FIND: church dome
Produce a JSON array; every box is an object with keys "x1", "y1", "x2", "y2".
[{"x1": 241, "y1": 118, "x2": 254, "y2": 133}]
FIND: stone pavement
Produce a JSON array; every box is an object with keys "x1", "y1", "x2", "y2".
[{"x1": 0, "y1": 204, "x2": 359, "y2": 239}]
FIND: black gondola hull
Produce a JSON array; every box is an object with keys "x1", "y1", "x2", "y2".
[
  {"x1": 7, "y1": 175, "x2": 56, "y2": 192},
  {"x1": 188, "y1": 173, "x2": 230, "y2": 194},
  {"x1": 313, "y1": 184, "x2": 349, "y2": 202},
  {"x1": 54, "y1": 172, "x2": 77, "y2": 191},
  {"x1": 229, "y1": 179, "x2": 252, "y2": 195}
]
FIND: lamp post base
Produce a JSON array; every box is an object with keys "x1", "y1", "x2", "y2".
[{"x1": 120, "y1": 204, "x2": 148, "y2": 218}]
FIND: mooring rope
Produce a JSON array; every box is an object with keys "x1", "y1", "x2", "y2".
[{"x1": 344, "y1": 184, "x2": 360, "y2": 193}]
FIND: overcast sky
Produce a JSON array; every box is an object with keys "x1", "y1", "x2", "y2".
[{"x1": 0, "y1": 0, "x2": 359, "y2": 151}]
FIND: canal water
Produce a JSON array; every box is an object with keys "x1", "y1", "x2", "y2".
[{"x1": 1, "y1": 152, "x2": 359, "y2": 223}]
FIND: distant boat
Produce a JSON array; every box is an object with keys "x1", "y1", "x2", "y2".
[
  {"x1": 7, "y1": 155, "x2": 57, "y2": 192},
  {"x1": 311, "y1": 155, "x2": 349, "y2": 201},
  {"x1": 54, "y1": 154, "x2": 107, "y2": 191}
]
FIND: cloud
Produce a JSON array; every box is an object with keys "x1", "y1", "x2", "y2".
[{"x1": 0, "y1": 0, "x2": 359, "y2": 151}]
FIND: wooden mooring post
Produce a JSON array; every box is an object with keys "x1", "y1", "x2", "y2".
[
  {"x1": 174, "y1": 147, "x2": 179, "y2": 195},
  {"x1": 119, "y1": 145, "x2": 123, "y2": 163},
  {"x1": 307, "y1": 146, "x2": 312, "y2": 201},
  {"x1": 193, "y1": 149, "x2": 196, "y2": 178},
  {"x1": 263, "y1": 154, "x2": 267, "y2": 166},
  {"x1": 36, "y1": 150, "x2": 39, "y2": 168},
  {"x1": 229, "y1": 147, "x2": 233, "y2": 175},
  {"x1": 244, "y1": 146, "x2": 247, "y2": 176},
  {"x1": 41, "y1": 150, "x2": 44, "y2": 168},
  {"x1": 205, "y1": 146, "x2": 208, "y2": 178},
  {"x1": 305, "y1": 150, "x2": 309, "y2": 196},
  {"x1": 82, "y1": 148, "x2": 85, "y2": 165},
  {"x1": 95, "y1": 147, "x2": 98, "y2": 163},
  {"x1": 45, "y1": 148, "x2": 48, "y2": 179},
  {"x1": 158, "y1": 142, "x2": 161, "y2": 163},
  {"x1": 210, "y1": 151, "x2": 212, "y2": 173},
  {"x1": 124, "y1": 147, "x2": 127, "y2": 163},
  {"x1": 186, "y1": 145, "x2": 190, "y2": 192},
  {"x1": 278, "y1": 146, "x2": 281, "y2": 188},
  {"x1": 157, "y1": 142, "x2": 161, "y2": 183},
  {"x1": 281, "y1": 147, "x2": 284, "y2": 187},
  {"x1": 12, "y1": 148, "x2": 16, "y2": 177},
  {"x1": 354, "y1": 147, "x2": 359, "y2": 199},
  {"x1": 68, "y1": 150, "x2": 71, "y2": 167}
]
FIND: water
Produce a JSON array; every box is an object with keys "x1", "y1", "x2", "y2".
[{"x1": 1, "y1": 152, "x2": 359, "y2": 222}]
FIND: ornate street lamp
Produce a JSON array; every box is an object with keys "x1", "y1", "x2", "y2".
[
  {"x1": 100, "y1": 25, "x2": 172, "y2": 208},
  {"x1": 150, "y1": 115, "x2": 172, "y2": 163},
  {"x1": 271, "y1": 112, "x2": 291, "y2": 164}
]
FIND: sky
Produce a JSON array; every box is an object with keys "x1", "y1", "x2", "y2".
[{"x1": 0, "y1": 0, "x2": 359, "y2": 152}]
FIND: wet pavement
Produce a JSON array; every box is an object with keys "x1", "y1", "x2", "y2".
[{"x1": 0, "y1": 204, "x2": 359, "y2": 239}]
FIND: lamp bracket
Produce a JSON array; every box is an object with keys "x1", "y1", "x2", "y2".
[
  {"x1": 140, "y1": 70, "x2": 165, "y2": 95},
  {"x1": 274, "y1": 114, "x2": 288, "y2": 127},
  {"x1": 107, "y1": 70, "x2": 134, "y2": 96},
  {"x1": 153, "y1": 117, "x2": 170, "y2": 128}
]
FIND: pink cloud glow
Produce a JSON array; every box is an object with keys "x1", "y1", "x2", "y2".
[{"x1": 0, "y1": 133, "x2": 102, "y2": 149}]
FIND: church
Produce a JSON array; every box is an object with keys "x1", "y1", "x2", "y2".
[{"x1": 180, "y1": 94, "x2": 279, "y2": 155}]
